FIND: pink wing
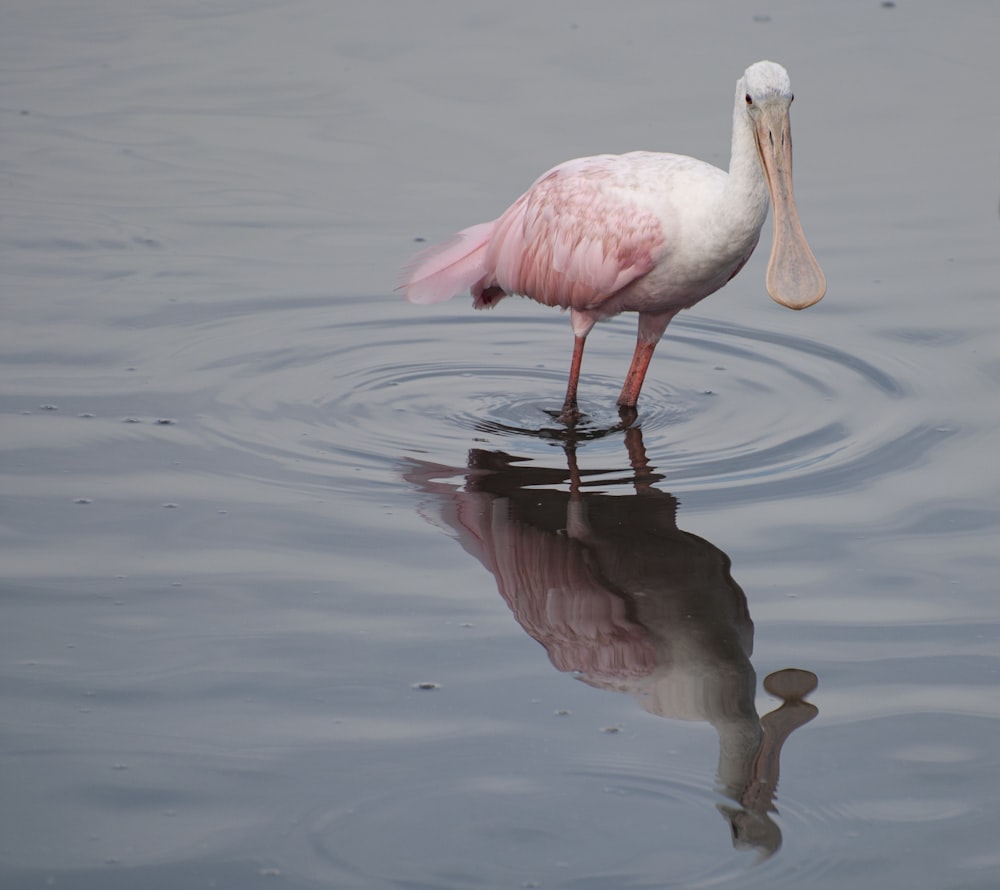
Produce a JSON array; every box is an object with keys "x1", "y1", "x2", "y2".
[
  {"x1": 402, "y1": 156, "x2": 665, "y2": 310},
  {"x1": 482, "y1": 157, "x2": 664, "y2": 309}
]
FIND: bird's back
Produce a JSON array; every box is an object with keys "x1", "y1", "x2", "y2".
[{"x1": 403, "y1": 150, "x2": 752, "y2": 317}]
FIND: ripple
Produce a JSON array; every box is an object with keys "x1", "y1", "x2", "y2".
[
  {"x1": 173, "y1": 296, "x2": 943, "y2": 505},
  {"x1": 297, "y1": 769, "x2": 756, "y2": 889},
  {"x1": 274, "y1": 746, "x2": 887, "y2": 889}
]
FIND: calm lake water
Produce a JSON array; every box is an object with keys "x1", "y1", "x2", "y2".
[{"x1": 3, "y1": 2, "x2": 999, "y2": 888}]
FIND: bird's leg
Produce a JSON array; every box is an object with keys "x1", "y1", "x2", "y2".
[
  {"x1": 617, "y1": 339, "x2": 657, "y2": 409},
  {"x1": 554, "y1": 310, "x2": 599, "y2": 424},
  {"x1": 557, "y1": 335, "x2": 587, "y2": 424},
  {"x1": 617, "y1": 311, "x2": 679, "y2": 412}
]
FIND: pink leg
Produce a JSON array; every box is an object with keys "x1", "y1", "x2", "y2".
[
  {"x1": 617, "y1": 339, "x2": 657, "y2": 408},
  {"x1": 559, "y1": 335, "x2": 587, "y2": 422}
]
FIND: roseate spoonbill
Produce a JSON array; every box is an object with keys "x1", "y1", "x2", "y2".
[{"x1": 402, "y1": 60, "x2": 825, "y2": 422}]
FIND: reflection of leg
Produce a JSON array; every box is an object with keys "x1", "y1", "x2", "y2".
[
  {"x1": 621, "y1": 425, "x2": 668, "y2": 492},
  {"x1": 742, "y1": 669, "x2": 819, "y2": 813},
  {"x1": 623, "y1": 426, "x2": 653, "y2": 492}
]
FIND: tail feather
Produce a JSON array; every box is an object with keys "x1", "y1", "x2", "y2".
[{"x1": 401, "y1": 222, "x2": 495, "y2": 304}]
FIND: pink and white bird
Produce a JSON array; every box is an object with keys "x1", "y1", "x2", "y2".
[{"x1": 402, "y1": 60, "x2": 825, "y2": 422}]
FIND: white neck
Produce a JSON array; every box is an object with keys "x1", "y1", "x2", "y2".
[{"x1": 723, "y1": 81, "x2": 770, "y2": 225}]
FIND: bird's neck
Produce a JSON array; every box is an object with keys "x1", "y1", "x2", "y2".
[{"x1": 722, "y1": 94, "x2": 770, "y2": 225}]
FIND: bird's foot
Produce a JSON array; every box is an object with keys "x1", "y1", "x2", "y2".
[
  {"x1": 546, "y1": 405, "x2": 583, "y2": 426},
  {"x1": 617, "y1": 403, "x2": 640, "y2": 429}
]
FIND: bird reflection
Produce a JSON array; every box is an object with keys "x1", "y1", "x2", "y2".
[{"x1": 403, "y1": 427, "x2": 817, "y2": 859}]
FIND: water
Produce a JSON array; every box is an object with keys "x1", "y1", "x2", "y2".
[{"x1": 2, "y1": 2, "x2": 999, "y2": 888}]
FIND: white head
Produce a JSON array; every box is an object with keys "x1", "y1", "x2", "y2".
[{"x1": 740, "y1": 60, "x2": 793, "y2": 105}]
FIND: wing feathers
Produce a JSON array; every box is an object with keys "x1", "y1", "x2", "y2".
[
  {"x1": 402, "y1": 156, "x2": 666, "y2": 311},
  {"x1": 485, "y1": 159, "x2": 664, "y2": 309},
  {"x1": 402, "y1": 222, "x2": 495, "y2": 304}
]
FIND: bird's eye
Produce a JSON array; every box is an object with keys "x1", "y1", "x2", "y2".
[{"x1": 745, "y1": 93, "x2": 753, "y2": 105}]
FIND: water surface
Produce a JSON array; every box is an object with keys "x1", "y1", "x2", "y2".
[{"x1": 2, "y1": 2, "x2": 999, "y2": 888}]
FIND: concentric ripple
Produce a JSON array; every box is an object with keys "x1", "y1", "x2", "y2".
[
  {"x1": 253, "y1": 745, "x2": 876, "y2": 889},
  {"x1": 182, "y1": 295, "x2": 943, "y2": 506},
  {"x1": 283, "y1": 767, "x2": 761, "y2": 888}
]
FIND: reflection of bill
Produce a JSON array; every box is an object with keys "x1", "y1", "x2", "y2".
[{"x1": 405, "y1": 428, "x2": 817, "y2": 858}]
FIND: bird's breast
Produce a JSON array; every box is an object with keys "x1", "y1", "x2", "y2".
[{"x1": 608, "y1": 215, "x2": 761, "y2": 315}]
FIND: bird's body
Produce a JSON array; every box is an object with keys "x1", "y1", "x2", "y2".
[{"x1": 402, "y1": 61, "x2": 825, "y2": 421}]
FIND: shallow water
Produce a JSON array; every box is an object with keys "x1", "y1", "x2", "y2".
[{"x1": 2, "y1": 2, "x2": 1000, "y2": 888}]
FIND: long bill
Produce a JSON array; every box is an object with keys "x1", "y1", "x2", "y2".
[{"x1": 754, "y1": 100, "x2": 826, "y2": 310}]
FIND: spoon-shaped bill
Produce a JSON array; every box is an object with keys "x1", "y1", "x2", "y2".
[{"x1": 754, "y1": 100, "x2": 826, "y2": 310}]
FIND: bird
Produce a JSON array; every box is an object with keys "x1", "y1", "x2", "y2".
[{"x1": 401, "y1": 60, "x2": 825, "y2": 423}]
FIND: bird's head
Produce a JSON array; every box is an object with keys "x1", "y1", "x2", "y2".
[{"x1": 740, "y1": 61, "x2": 826, "y2": 310}]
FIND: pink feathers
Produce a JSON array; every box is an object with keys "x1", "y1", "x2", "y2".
[
  {"x1": 484, "y1": 160, "x2": 663, "y2": 310},
  {"x1": 402, "y1": 156, "x2": 665, "y2": 312},
  {"x1": 402, "y1": 222, "x2": 495, "y2": 305}
]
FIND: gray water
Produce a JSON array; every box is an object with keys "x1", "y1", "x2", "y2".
[{"x1": 3, "y1": 2, "x2": 999, "y2": 888}]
